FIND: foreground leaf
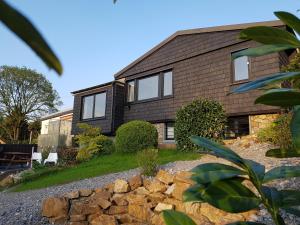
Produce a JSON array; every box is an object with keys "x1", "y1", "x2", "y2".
[
  {"x1": 183, "y1": 185, "x2": 205, "y2": 202},
  {"x1": 0, "y1": 0, "x2": 62, "y2": 75},
  {"x1": 232, "y1": 44, "x2": 295, "y2": 59},
  {"x1": 243, "y1": 159, "x2": 265, "y2": 183},
  {"x1": 239, "y1": 26, "x2": 300, "y2": 46},
  {"x1": 279, "y1": 190, "x2": 300, "y2": 207},
  {"x1": 191, "y1": 163, "x2": 246, "y2": 184},
  {"x1": 255, "y1": 88, "x2": 300, "y2": 106},
  {"x1": 261, "y1": 186, "x2": 281, "y2": 209},
  {"x1": 200, "y1": 178, "x2": 261, "y2": 213},
  {"x1": 291, "y1": 106, "x2": 300, "y2": 149},
  {"x1": 266, "y1": 148, "x2": 300, "y2": 158},
  {"x1": 231, "y1": 72, "x2": 300, "y2": 93},
  {"x1": 227, "y1": 222, "x2": 266, "y2": 225},
  {"x1": 275, "y1": 11, "x2": 300, "y2": 36},
  {"x1": 162, "y1": 210, "x2": 196, "y2": 225},
  {"x1": 283, "y1": 206, "x2": 300, "y2": 216},
  {"x1": 263, "y1": 166, "x2": 300, "y2": 183},
  {"x1": 190, "y1": 136, "x2": 245, "y2": 167}
]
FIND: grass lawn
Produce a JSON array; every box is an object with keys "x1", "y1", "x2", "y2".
[{"x1": 12, "y1": 149, "x2": 199, "y2": 192}]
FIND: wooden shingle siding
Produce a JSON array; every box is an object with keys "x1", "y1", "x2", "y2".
[
  {"x1": 112, "y1": 83, "x2": 125, "y2": 133},
  {"x1": 71, "y1": 85, "x2": 113, "y2": 135},
  {"x1": 123, "y1": 30, "x2": 283, "y2": 123}
]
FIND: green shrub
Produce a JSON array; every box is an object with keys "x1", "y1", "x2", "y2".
[
  {"x1": 41, "y1": 147, "x2": 51, "y2": 161},
  {"x1": 115, "y1": 120, "x2": 158, "y2": 153},
  {"x1": 175, "y1": 98, "x2": 226, "y2": 152},
  {"x1": 75, "y1": 123, "x2": 114, "y2": 161},
  {"x1": 57, "y1": 147, "x2": 78, "y2": 165},
  {"x1": 136, "y1": 148, "x2": 158, "y2": 176},
  {"x1": 257, "y1": 113, "x2": 293, "y2": 150}
]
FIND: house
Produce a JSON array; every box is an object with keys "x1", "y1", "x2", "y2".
[
  {"x1": 71, "y1": 20, "x2": 293, "y2": 147},
  {"x1": 38, "y1": 109, "x2": 73, "y2": 149}
]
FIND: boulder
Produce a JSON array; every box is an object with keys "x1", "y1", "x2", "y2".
[
  {"x1": 164, "y1": 184, "x2": 175, "y2": 196},
  {"x1": 89, "y1": 214, "x2": 117, "y2": 225},
  {"x1": 69, "y1": 201, "x2": 100, "y2": 215},
  {"x1": 154, "y1": 203, "x2": 174, "y2": 212},
  {"x1": 112, "y1": 194, "x2": 128, "y2": 206},
  {"x1": 67, "y1": 222, "x2": 88, "y2": 225},
  {"x1": 126, "y1": 194, "x2": 147, "y2": 205},
  {"x1": 172, "y1": 182, "x2": 191, "y2": 200},
  {"x1": 49, "y1": 215, "x2": 68, "y2": 225},
  {"x1": 107, "y1": 205, "x2": 128, "y2": 215},
  {"x1": 79, "y1": 189, "x2": 93, "y2": 197},
  {"x1": 129, "y1": 175, "x2": 143, "y2": 190},
  {"x1": 93, "y1": 190, "x2": 112, "y2": 200},
  {"x1": 147, "y1": 180, "x2": 167, "y2": 193},
  {"x1": 114, "y1": 179, "x2": 130, "y2": 193},
  {"x1": 174, "y1": 171, "x2": 194, "y2": 185},
  {"x1": 128, "y1": 204, "x2": 153, "y2": 222},
  {"x1": 64, "y1": 191, "x2": 79, "y2": 199},
  {"x1": 69, "y1": 215, "x2": 86, "y2": 222},
  {"x1": 96, "y1": 198, "x2": 112, "y2": 209},
  {"x1": 42, "y1": 197, "x2": 69, "y2": 218},
  {"x1": 134, "y1": 187, "x2": 150, "y2": 195},
  {"x1": 156, "y1": 170, "x2": 174, "y2": 185},
  {"x1": 0, "y1": 175, "x2": 14, "y2": 187}
]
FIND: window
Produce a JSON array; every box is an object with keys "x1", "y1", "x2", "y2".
[
  {"x1": 165, "y1": 122, "x2": 175, "y2": 140},
  {"x1": 225, "y1": 116, "x2": 249, "y2": 139},
  {"x1": 127, "y1": 81, "x2": 135, "y2": 102},
  {"x1": 233, "y1": 54, "x2": 249, "y2": 81},
  {"x1": 163, "y1": 71, "x2": 173, "y2": 96},
  {"x1": 82, "y1": 92, "x2": 106, "y2": 120},
  {"x1": 137, "y1": 75, "x2": 159, "y2": 101}
]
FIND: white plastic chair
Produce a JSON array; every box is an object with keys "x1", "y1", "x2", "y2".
[
  {"x1": 32, "y1": 152, "x2": 42, "y2": 164},
  {"x1": 44, "y1": 153, "x2": 58, "y2": 165}
]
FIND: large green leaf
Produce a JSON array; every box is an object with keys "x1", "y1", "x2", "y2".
[
  {"x1": 232, "y1": 72, "x2": 300, "y2": 93},
  {"x1": 261, "y1": 186, "x2": 281, "y2": 209},
  {"x1": 275, "y1": 11, "x2": 300, "y2": 36},
  {"x1": 0, "y1": 0, "x2": 62, "y2": 75},
  {"x1": 239, "y1": 26, "x2": 300, "y2": 46},
  {"x1": 232, "y1": 44, "x2": 295, "y2": 59},
  {"x1": 266, "y1": 148, "x2": 300, "y2": 158},
  {"x1": 279, "y1": 190, "x2": 300, "y2": 207},
  {"x1": 283, "y1": 206, "x2": 300, "y2": 217},
  {"x1": 227, "y1": 222, "x2": 266, "y2": 225},
  {"x1": 191, "y1": 163, "x2": 246, "y2": 184},
  {"x1": 183, "y1": 184, "x2": 205, "y2": 202},
  {"x1": 291, "y1": 106, "x2": 300, "y2": 149},
  {"x1": 263, "y1": 166, "x2": 300, "y2": 183},
  {"x1": 255, "y1": 88, "x2": 300, "y2": 106},
  {"x1": 162, "y1": 210, "x2": 196, "y2": 225},
  {"x1": 190, "y1": 136, "x2": 245, "y2": 167},
  {"x1": 200, "y1": 177, "x2": 261, "y2": 213},
  {"x1": 243, "y1": 159, "x2": 265, "y2": 183}
]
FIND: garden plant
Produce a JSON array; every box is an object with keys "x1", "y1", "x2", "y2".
[{"x1": 163, "y1": 11, "x2": 300, "y2": 225}]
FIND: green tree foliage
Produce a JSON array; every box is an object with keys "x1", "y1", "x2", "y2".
[
  {"x1": 175, "y1": 99, "x2": 226, "y2": 152},
  {"x1": 75, "y1": 123, "x2": 114, "y2": 161},
  {"x1": 163, "y1": 10, "x2": 300, "y2": 225},
  {"x1": 0, "y1": 66, "x2": 61, "y2": 142},
  {"x1": 115, "y1": 120, "x2": 158, "y2": 153},
  {"x1": 0, "y1": 0, "x2": 62, "y2": 74}
]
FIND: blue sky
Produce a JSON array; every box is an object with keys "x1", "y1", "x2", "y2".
[{"x1": 0, "y1": 0, "x2": 299, "y2": 109}]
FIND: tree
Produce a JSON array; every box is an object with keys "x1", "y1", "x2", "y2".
[{"x1": 0, "y1": 66, "x2": 61, "y2": 142}]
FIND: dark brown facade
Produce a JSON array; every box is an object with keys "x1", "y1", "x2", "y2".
[{"x1": 71, "y1": 21, "x2": 292, "y2": 137}]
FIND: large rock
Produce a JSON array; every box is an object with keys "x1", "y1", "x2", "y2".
[
  {"x1": 134, "y1": 187, "x2": 150, "y2": 195},
  {"x1": 0, "y1": 175, "x2": 14, "y2": 188},
  {"x1": 128, "y1": 204, "x2": 153, "y2": 222},
  {"x1": 42, "y1": 197, "x2": 69, "y2": 218},
  {"x1": 112, "y1": 194, "x2": 128, "y2": 206},
  {"x1": 154, "y1": 203, "x2": 174, "y2": 212},
  {"x1": 114, "y1": 179, "x2": 130, "y2": 193},
  {"x1": 147, "y1": 180, "x2": 167, "y2": 193},
  {"x1": 96, "y1": 198, "x2": 112, "y2": 209},
  {"x1": 126, "y1": 194, "x2": 147, "y2": 205},
  {"x1": 89, "y1": 214, "x2": 117, "y2": 225},
  {"x1": 69, "y1": 215, "x2": 86, "y2": 222},
  {"x1": 69, "y1": 200, "x2": 100, "y2": 215},
  {"x1": 174, "y1": 171, "x2": 194, "y2": 185},
  {"x1": 79, "y1": 189, "x2": 93, "y2": 197},
  {"x1": 156, "y1": 170, "x2": 174, "y2": 185},
  {"x1": 172, "y1": 182, "x2": 191, "y2": 200},
  {"x1": 107, "y1": 205, "x2": 128, "y2": 215},
  {"x1": 64, "y1": 191, "x2": 79, "y2": 199},
  {"x1": 128, "y1": 175, "x2": 143, "y2": 190},
  {"x1": 93, "y1": 190, "x2": 112, "y2": 200}
]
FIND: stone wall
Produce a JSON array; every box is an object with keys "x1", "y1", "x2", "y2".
[
  {"x1": 249, "y1": 114, "x2": 279, "y2": 134},
  {"x1": 153, "y1": 123, "x2": 176, "y2": 149},
  {"x1": 42, "y1": 170, "x2": 256, "y2": 225}
]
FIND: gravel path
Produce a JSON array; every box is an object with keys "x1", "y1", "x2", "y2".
[{"x1": 0, "y1": 142, "x2": 299, "y2": 225}]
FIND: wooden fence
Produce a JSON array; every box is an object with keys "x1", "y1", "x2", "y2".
[{"x1": 0, "y1": 144, "x2": 37, "y2": 155}]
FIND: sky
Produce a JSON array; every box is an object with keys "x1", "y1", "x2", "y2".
[{"x1": 1, "y1": 0, "x2": 299, "y2": 110}]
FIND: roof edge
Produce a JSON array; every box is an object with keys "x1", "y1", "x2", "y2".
[
  {"x1": 71, "y1": 80, "x2": 125, "y2": 95},
  {"x1": 114, "y1": 20, "x2": 284, "y2": 78}
]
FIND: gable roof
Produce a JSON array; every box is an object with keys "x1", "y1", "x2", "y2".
[{"x1": 114, "y1": 20, "x2": 284, "y2": 78}]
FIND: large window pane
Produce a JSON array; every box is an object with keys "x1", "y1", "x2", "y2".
[
  {"x1": 163, "y1": 71, "x2": 173, "y2": 96},
  {"x1": 127, "y1": 81, "x2": 135, "y2": 102},
  {"x1": 94, "y1": 93, "x2": 106, "y2": 118},
  {"x1": 82, "y1": 95, "x2": 94, "y2": 119},
  {"x1": 138, "y1": 75, "x2": 159, "y2": 100},
  {"x1": 233, "y1": 55, "x2": 249, "y2": 81}
]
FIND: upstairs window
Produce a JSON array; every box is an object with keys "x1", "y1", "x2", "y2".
[
  {"x1": 163, "y1": 71, "x2": 173, "y2": 96},
  {"x1": 137, "y1": 75, "x2": 159, "y2": 101},
  {"x1": 82, "y1": 92, "x2": 106, "y2": 120},
  {"x1": 233, "y1": 54, "x2": 249, "y2": 81},
  {"x1": 127, "y1": 81, "x2": 135, "y2": 102}
]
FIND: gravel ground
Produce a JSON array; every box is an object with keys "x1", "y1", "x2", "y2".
[{"x1": 0, "y1": 142, "x2": 299, "y2": 225}]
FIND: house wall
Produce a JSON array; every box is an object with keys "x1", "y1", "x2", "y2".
[{"x1": 71, "y1": 85, "x2": 114, "y2": 135}]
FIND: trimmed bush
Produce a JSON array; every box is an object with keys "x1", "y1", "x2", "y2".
[
  {"x1": 115, "y1": 120, "x2": 158, "y2": 153},
  {"x1": 175, "y1": 98, "x2": 226, "y2": 152},
  {"x1": 257, "y1": 113, "x2": 293, "y2": 150},
  {"x1": 136, "y1": 148, "x2": 158, "y2": 176}
]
